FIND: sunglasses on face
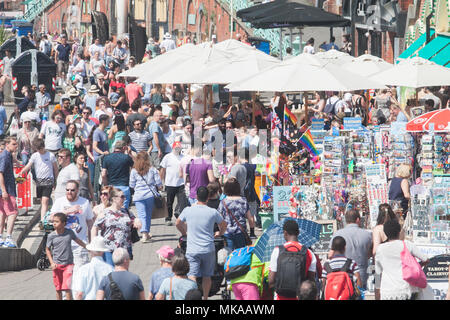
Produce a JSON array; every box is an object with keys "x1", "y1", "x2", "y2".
[
  {"x1": 66, "y1": 189, "x2": 77, "y2": 192},
  {"x1": 101, "y1": 192, "x2": 109, "y2": 196},
  {"x1": 58, "y1": 155, "x2": 67, "y2": 158}
]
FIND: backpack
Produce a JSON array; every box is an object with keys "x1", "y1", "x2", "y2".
[
  {"x1": 323, "y1": 259, "x2": 356, "y2": 300},
  {"x1": 275, "y1": 243, "x2": 308, "y2": 298},
  {"x1": 108, "y1": 273, "x2": 125, "y2": 300},
  {"x1": 324, "y1": 98, "x2": 340, "y2": 115},
  {"x1": 243, "y1": 163, "x2": 257, "y2": 203},
  {"x1": 224, "y1": 246, "x2": 254, "y2": 280}
]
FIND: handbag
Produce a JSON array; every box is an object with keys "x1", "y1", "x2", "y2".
[
  {"x1": 222, "y1": 200, "x2": 252, "y2": 246},
  {"x1": 139, "y1": 173, "x2": 163, "y2": 209},
  {"x1": 125, "y1": 209, "x2": 140, "y2": 243},
  {"x1": 401, "y1": 241, "x2": 427, "y2": 289}
]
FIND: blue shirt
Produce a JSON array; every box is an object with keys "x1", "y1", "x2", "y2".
[
  {"x1": 0, "y1": 105, "x2": 7, "y2": 135},
  {"x1": 57, "y1": 43, "x2": 71, "y2": 61},
  {"x1": 0, "y1": 149, "x2": 16, "y2": 197},
  {"x1": 149, "y1": 121, "x2": 167, "y2": 153},
  {"x1": 158, "y1": 277, "x2": 197, "y2": 300},
  {"x1": 72, "y1": 256, "x2": 114, "y2": 300},
  {"x1": 149, "y1": 267, "x2": 174, "y2": 299},
  {"x1": 93, "y1": 128, "x2": 108, "y2": 160},
  {"x1": 178, "y1": 204, "x2": 224, "y2": 255}
]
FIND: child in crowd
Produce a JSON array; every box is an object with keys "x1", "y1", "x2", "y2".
[{"x1": 45, "y1": 212, "x2": 87, "y2": 300}]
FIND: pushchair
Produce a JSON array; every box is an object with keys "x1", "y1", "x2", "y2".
[
  {"x1": 178, "y1": 236, "x2": 232, "y2": 300},
  {"x1": 36, "y1": 211, "x2": 54, "y2": 271}
]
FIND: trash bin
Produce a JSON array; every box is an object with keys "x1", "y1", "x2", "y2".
[
  {"x1": 259, "y1": 211, "x2": 274, "y2": 232},
  {"x1": 11, "y1": 49, "x2": 57, "y2": 105}
]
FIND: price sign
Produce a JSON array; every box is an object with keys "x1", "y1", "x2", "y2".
[{"x1": 311, "y1": 220, "x2": 337, "y2": 253}]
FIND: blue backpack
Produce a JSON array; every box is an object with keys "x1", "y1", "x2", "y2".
[{"x1": 224, "y1": 246, "x2": 254, "y2": 280}]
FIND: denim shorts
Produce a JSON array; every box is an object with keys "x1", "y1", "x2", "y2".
[{"x1": 186, "y1": 251, "x2": 216, "y2": 278}]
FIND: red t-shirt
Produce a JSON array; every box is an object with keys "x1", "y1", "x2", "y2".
[{"x1": 125, "y1": 83, "x2": 141, "y2": 106}]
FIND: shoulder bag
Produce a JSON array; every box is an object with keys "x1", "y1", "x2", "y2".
[
  {"x1": 222, "y1": 200, "x2": 252, "y2": 246},
  {"x1": 125, "y1": 208, "x2": 140, "y2": 243},
  {"x1": 108, "y1": 273, "x2": 125, "y2": 300},
  {"x1": 401, "y1": 241, "x2": 427, "y2": 289},
  {"x1": 138, "y1": 172, "x2": 163, "y2": 209}
]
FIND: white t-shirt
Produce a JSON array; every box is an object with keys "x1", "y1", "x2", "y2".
[
  {"x1": 29, "y1": 151, "x2": 56, "y2": 180},
  {"x1": 40, "y1": 121, "x2": 66, "y2": 151},
  {"x1": 160, "y1": 153, "x2": 184, "y2": 187},
  {"x1": 54, "y1": 163, "x2": 81, "y2": 199},
  {"x1": 51, "y1": 196, "x2": 94, "y2": 251},
  {"x1": 94, "y1": 108, "x2": 113, "y2": 120},
  {"x1": 303, "y1": 45, "x2": 315, "y2": 54},
  {"x1": 77, "y1": 119, "x2": 96, "y2": 140}
]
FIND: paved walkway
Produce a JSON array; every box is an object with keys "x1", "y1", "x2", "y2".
[{"x1": 0, "y1": 216, "x2": 188, "y2": 300}]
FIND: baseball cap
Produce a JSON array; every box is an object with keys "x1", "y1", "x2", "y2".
[
  {"x1": 172, "y1": 141, "x2": 182, "y2": 149},
  {"x1": 156, "y1": 245, "x2": 175, "y2": 260}
]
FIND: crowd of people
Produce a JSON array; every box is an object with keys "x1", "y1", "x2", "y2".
[{"x1": 0, "y1": 32, "x2": 449, "y2": 301}]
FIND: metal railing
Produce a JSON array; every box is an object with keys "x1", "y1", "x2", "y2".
[{"x1": 22, "y1": 0, "x2": 55, "y2": 22}]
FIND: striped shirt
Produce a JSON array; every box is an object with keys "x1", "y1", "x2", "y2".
[
  {"x1": 128, "y1": 130, "x2": 152, "y2": 152},
  {"x1": 321, "y1": 255, "x2": 360, "y2": 279}
]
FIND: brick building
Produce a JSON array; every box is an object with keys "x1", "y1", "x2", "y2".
[{"x1": 167, "y1": 0, "x2": 249, "y2": 43}]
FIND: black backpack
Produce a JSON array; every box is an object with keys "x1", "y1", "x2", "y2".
[
  {"x1": 275, "y1": 244, "x2": 308, "y2": 298},
  {"x1": 243, "y1": 163, "x2": 257, "y2": 202},
  {"x1": 108, "y1": 273, "x2": 125, "y2": 300},
  {"x1": 324, "y1": 98, "x2": 340, "y2": 115}
]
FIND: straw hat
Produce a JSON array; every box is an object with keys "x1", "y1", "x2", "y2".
[
  {"x1": 88, "y1": 85, "x2": 100, "y2": 94},
  {"x1": 86, "y1": 236, "x2": 111, "y2": 252},
  {"x1": 68, "y1": 87, "x2": 80, "y2": 97}
]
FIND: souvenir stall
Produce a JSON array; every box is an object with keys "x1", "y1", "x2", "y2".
[{"x1": 404, "y1": 110, "x2": 450, "y2": 267}]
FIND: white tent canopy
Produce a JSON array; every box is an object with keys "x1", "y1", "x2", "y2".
[
  {"x1": 370, "y1": 56, "x2": 450, "y2": 88},
  {"x1": 341, "y1": 54, "x2": 393, "y2": 77},
  {"x1": 315, "y1": 49, "x2": 354, "y2": 65},
  {"x1": 225, "y1": 53, "x2": 387, "y2": 92}
]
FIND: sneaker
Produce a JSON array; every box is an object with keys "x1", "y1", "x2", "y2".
[
  {"x1": 250, "y1": 234, "x2": 257, "y2": 240},
  {"x1": 0, "y1": 238, "x2": 4, "y2": 247},
  {"x1": 165, "y1": 220, "x2": 173, "y2": 226},
  {"x1": 3, "y1": 238, "x2": 16, "y2": 248}
]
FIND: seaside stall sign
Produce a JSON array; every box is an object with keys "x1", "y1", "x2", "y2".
[
  {"x1": 311, "y1": 219, "x2": 337, "y2": 254},
  {"x1": 423, "y1": 254, "x2": 450, "y2": 300}
]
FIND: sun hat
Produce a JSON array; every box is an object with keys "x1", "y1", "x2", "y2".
[
  {"x1": 88, "y1": 85, "x2": 100, "y2": 93},
  {"x1": 344, "y1": 92, "x2": 353, "y2": 102},
  {"x1": 156, "y1": 245, "x2": 175, "y2": 260},
  {"x1": 164, "y1": 32, "x2": 172, "y2": 39},
  {"x1": 86, "y1": 236, "x2": 111, "y2": 252},
  {"x1": 96, "y1": 73, "x2": 105, "y2": 79},
  {"x1": 21, "y1": 115, "x2": 33, "y2": 123},
  {"x1": 68, "y1": 87, "x2": 80, "y2": 97}
]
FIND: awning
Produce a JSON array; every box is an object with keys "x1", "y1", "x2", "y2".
[
  {"x1": 237, "y1": 0, "x2": 350, "y2": 29},
  {"x1": 398, "y1": 29, "x2": 450, "y2": 68}
]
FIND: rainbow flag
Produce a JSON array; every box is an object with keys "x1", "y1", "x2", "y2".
[
  {"x1": 298, "y1": 128, "x2": 319, "y2": 156},
  {"x1": 284, "y1": 106, "x2": 297, "y2": 126}
]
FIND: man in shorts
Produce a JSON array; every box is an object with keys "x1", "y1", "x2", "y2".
[
  {"x1": 176, "y1": 187, "x2": 227, "y2": 300},
  {"x1": 0, "y1": 137, "x2": 19, "y2": 248}
]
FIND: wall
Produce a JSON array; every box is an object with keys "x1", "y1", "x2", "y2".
[{"x1": 168, "y1": 0, "x2": 248, "y2": 43}]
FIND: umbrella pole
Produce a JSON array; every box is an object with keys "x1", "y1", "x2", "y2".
[
  {"x1": 252, "y1": 92, "x2": 256, "y2": 125},
  {"x1": 188, "y1": 84, "x2": 191, "y2": 117},
  {"x1": 304, "y1": 93, "x2": 309, "y2": 126},
  {"x1": 209, "y1": 85, "x2": 213, "y2": 117},
  {"x1": 203, "y1": 86, "x2": 207, "y2": 116},
  {"x1": 279, "y1": 28, "x2": 283, "y2": 61}
]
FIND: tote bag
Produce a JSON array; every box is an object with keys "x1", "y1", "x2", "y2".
[{"x1": 401, "y1": 241, "x2": 427, "y2": 289}]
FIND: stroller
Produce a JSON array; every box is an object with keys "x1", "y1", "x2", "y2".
[
  {"x1": 36, "y1": 211, "x2": 54, "y2": 271},
  {"x1": 178, "y1": 236, "x2": 232, "y2": 300}
]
